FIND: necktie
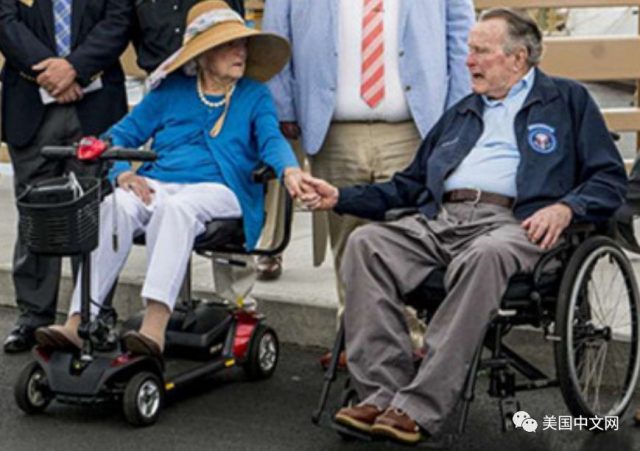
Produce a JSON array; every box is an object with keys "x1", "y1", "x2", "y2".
[
  {"x1": 53, "y1": 0, "x2": 72, "y2": 56},
  {"x1": 361, "y1": 0, "x2": 385, "y2": 108}
]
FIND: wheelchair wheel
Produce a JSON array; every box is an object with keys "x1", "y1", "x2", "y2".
[{"x1": 555, "y1": 236, "x2": 640, "y2": 419}]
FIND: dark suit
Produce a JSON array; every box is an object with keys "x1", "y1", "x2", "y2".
[
  {"x1": 0, "y1": 0, "x2": 132, "y2": 147},
  {"x1": 133, "y1": 0, "x2": 244, "y2": 73},
  {"x1": 0, "y1": 0, "x2": 132, "y2": 330}
]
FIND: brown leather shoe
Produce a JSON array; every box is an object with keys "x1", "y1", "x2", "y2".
[
  {"x1": 35, "y1": 326, "x2": 81, "y2": 351},
  {"x1": 256, "y1": 255, "x2": 283, "y2": 281},
  {"x1": 371, "y1": 408, "x2": 423, "y2": 444},
  {"x1": 335, "y1": 404, "x2": 383, "y2": 433},
  {"x1": 634, "y1": 408, "x2": 640, "y2": 425},
  {"x1": 121, "y1": 331, "x2": 163, "y2": 358},
  {"x1": 320, "y1": 350, "x2": 347, "y2": 371}
]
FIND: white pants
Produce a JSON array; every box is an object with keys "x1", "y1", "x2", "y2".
[{"x1": 69, "y1": 178, "x2": 242, "y2": 316}]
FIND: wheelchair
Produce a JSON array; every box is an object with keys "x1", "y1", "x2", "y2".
[
  {"x1": 14, "y1": 143, "x2": 292, "y2": 426},
  {"x1": 312, "y1": 206, "x2": 640, "y2": 446}
]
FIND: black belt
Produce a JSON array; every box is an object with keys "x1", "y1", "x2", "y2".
[{"x1": 443, "y1": 189, "x2": 514, "y2": 209}]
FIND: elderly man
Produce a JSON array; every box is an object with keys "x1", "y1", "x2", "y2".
[
  {"x1": 263, "y1": 0, "x2": 475, "y2": 367},
  {"x1": 303, "y1": 8, "x2": 627, "y2": 444}
]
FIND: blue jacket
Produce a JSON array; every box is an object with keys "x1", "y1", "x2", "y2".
[
  {"x1": 106, "y1": 74, "x2": 299, "y2": 250},
  {"x1": 261, "y1": 0, "x2": 475, "y2": 155},
  {"x1": 336, "y1": 69, "x2": 628, "y2": 224}
]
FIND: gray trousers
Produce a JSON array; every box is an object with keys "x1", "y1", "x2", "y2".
[
  {"x1": 9, "y1": 105, "x2": 93, "y2": 328},
  {"x1": 341, "y1": 202, "x2": 546, "y2": 435}
]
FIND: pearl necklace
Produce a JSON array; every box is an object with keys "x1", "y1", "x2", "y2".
[{"x1": 197, "y1": 74, "x2": 235, "y2": 108}]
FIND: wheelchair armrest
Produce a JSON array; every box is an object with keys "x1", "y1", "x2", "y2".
[
  {"x1": 531, "y1": 222, "x2": 596, "y2": 286},
  {"x1": 385, "y1": 207, "x2": 419, "y2": 221},
  {"x1": 251, "y1": 165, "x2": 277, "y2": 184},
  {"x1": 563, "y1": 223, "x2": 596, "y2": 245},
  {"x1": 249, "y1": 165, "x2": 293, "y2": 257}
]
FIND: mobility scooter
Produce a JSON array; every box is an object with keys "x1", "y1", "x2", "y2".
[{"x1": 13, "y1": 140, "x2": 290, "y2": 426}]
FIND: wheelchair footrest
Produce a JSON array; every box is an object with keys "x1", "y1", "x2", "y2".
[
  {"x1": 499, "y1": 398, "x2": 521, "y2": 432},
  {"x1": 331, "y1": 421, "x2": 456, "y2": 448}
]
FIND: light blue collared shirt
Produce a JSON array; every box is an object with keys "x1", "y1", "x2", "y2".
[{"x1": 444, "y1": 68, "x2": 536, "y2": 197}]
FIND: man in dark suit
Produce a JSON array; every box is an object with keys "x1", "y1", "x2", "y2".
[
  {"x1": 0, "y1": 0, "x2": 132, "y2": 352},
  {"x1": 133, "y1": 0, "x2": 244, "y2": 73}
]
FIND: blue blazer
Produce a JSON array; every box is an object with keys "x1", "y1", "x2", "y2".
[{"x1": 262, "y1": 0, "x2": 475, "y2": 155}]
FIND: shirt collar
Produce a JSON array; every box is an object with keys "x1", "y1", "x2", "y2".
[{"x1": 482, "y1": 67, "x2": 536, "y2": 107}]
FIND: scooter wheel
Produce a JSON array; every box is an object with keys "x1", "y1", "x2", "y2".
[
  {"x1": 122, "y1": 371, "x2": 164, "y2": 427},
  {"x1": 14, "y1": 361, "x2": 52, "y2": 414},
  {"x1": 243, "y1": 324, "x2": 279, "y2": 380}
]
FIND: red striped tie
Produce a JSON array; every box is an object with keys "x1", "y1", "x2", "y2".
[{"x1": 361, "y1": 0, "x2": 385, "y2": 108}]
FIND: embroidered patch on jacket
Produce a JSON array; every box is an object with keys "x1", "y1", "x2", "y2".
[{"x1": 527, "y1": 124, "x2": 557, "y2": 154}]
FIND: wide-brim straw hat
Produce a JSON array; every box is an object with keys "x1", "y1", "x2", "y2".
[{"x1": 149, "y1": 1, "x2": 290, "y2": 87}]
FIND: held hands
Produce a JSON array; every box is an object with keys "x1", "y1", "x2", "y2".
[
  {"x1": 33, "y1": 58, "x2": 77, "y2": 96},
  {"x1": 283, "y1": 167, "x2": 323, "y2": 200},
  {"x1": 117, "y1": 171, "x2": 155, "y2": 205},
  {"x1": 282, "y1": 169, "x2": 339, "y2": 210},
  {"x1": 299, "y1": 176, "x2": 339, "y2": 211},
  {"x1": 521, "y1": 203, "x2": 573, "y2": 250}
]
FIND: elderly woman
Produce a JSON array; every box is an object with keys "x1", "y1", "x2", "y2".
[{"x1": 35, "y1": 1, "x2": 305, "y2": 356}]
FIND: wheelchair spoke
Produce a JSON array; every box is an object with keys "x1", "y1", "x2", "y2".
[
  {"x1": 580, "y1": 345, "x2": 596, "y2": 397},
  {"x1": 604, "y1": 269, "x2": 626, "y2": 327},
  {"x1": 575, "y1": 343, "x2": 588, "y2": 382},
  {"x1": 593, "y1": 342, "x2": 609, "y2": 412},
  {"x1": 581, "y1": 342, "x2": 607, "y2": 409},
  {"x1": 586, "y1": 280, "x2": 607, "y2": 325}
]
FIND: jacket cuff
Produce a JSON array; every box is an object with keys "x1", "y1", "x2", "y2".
[
  {"x1": 559, "y1": 194, "x2": 587, "y2": 219},
  {"x1": 334, "y1": 187, "x2": 353, "y2": 214}
]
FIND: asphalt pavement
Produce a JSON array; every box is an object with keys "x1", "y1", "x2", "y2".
[{"x1": 1, "y1": 308, "x2": 640, "y2": 451}]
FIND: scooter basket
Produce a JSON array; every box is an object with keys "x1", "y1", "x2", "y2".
[{"x1": 16, "y1": 176, "x2": 101, "y2": 255}]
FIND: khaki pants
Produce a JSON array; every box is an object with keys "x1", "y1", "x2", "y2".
[{"x1": 310, "y1": 121, "x2": 424, "y2": 341}]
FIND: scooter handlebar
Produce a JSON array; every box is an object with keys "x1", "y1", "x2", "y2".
[
  {"x1": 40, "y1": 146, "x2": 76, "y2": 159},
  {"x1": 101, "y1": 148, "x2": 157, "y2": 162},
  {"x1": 41, "y1": 145, "x2": 156, "y2": 162}
]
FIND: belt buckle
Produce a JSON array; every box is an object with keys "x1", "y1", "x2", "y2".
[{"x1": 472, "y1": 189, "x2": 482, "y2": 205}]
